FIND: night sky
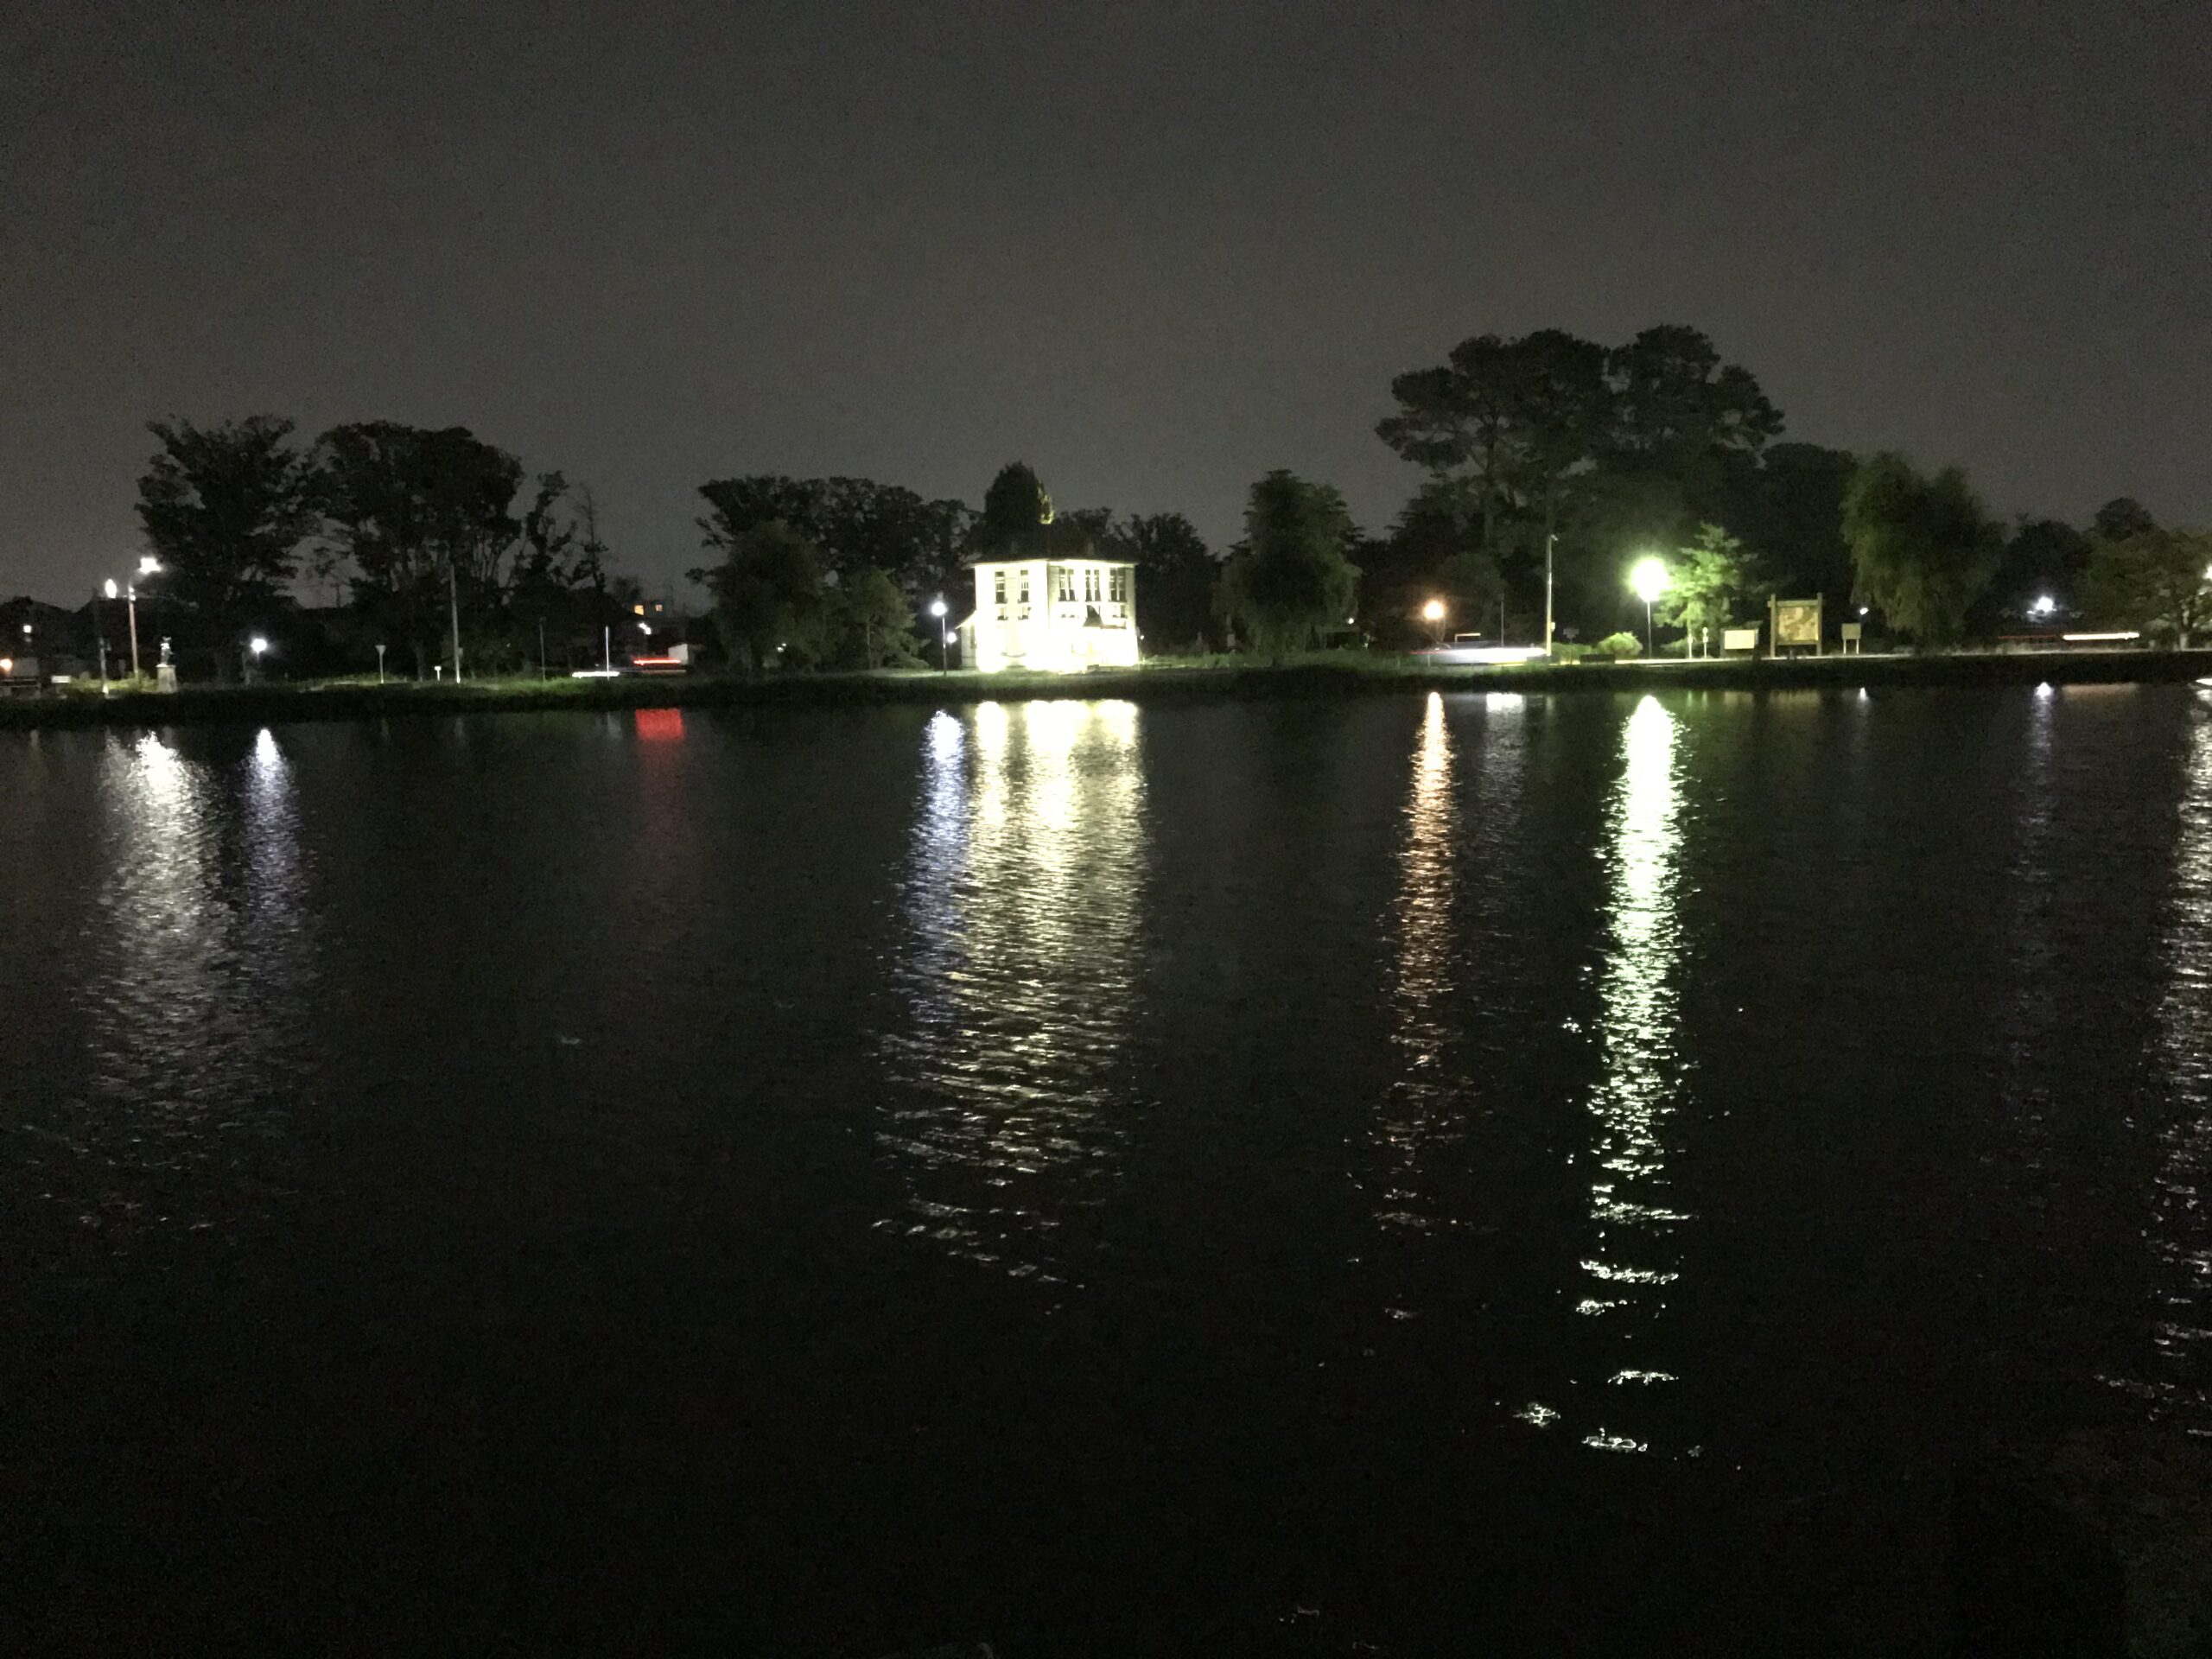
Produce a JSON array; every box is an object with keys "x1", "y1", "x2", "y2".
[{"x1": 3, "y1": 0, "x2": 2206, "y2": 603}]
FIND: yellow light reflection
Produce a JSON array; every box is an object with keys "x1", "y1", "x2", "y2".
[
  {"x1": 1376, "y1": 693, "x2": 1458, "y2": 1232},
  {"x1": 884, "y1": 699, "x2": 1146, "y2": 1281}
]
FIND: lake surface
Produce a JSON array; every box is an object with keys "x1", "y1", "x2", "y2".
[{"x1": 5, "y1": 687, "x2": 2209, "y2": 1654}]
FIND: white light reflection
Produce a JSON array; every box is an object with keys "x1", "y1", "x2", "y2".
[
  {"x1": 1530, "y1": 696, "x2": 1692, "y2": 1452},
  {"x1": 882, "y1": 700, "x2": 1147, "y2": 1281},
  {"x1": 75, "y1": 728, "x2": 310, "y2": 1236},
  {"x1": 2136, "y1": 706, "x2": 2212, "y2": 1426}
]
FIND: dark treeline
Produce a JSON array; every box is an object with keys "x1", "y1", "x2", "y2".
[
  {"x1": 90, "y1": 330, "x2": 2209, "y2": 682},
  {"x1": 1367, "y1": 322, "x2": 2209, "y2": 652},
  {"x1": 126, "y1": 415, "x2": 644, "y2": 681}
]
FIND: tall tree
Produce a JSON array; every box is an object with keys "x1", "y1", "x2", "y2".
[
  {"x1": 2084, "y1": 526, "x2": 2212, "y2": 646},
  {"x1": 1218, "y1": 471, "x2": 1360, "y2": 660},
  {"x1": 1655, "y1": 524, "x2": 1767, "y2": 651},
  {"x1": 696, "y1": 473, "x2": 971, "y2": 594},
  {"x1": 1725, "y1": 442, "x2": 1856, "y2": 606},
  {"x1": 1603, "y1": 324, "x2": 1783, "y2": 486},
  {"x1": 2091, "y1": 498, "x2": 2158, "y2": 543},
  {"x1": 1120, "y1": 511, "x2": 1219, "y2": 652},
  {"x1": 980, "y1": 462, "x2": 1053, "y2": 556},
  {"x1": 1503, "y1": 329, "x2": 1612, "y2": 566},
  {"x1": 708, "y1": 520, "x2": 827, "y2": 674},
  {"x1": 316, "y1": 422, "x2": 524, "y2": 676},
  {"x1": 825, "y1": 567, "x2": 921, "y2": 669},
  {"x1": 1377, "y1": 331, "x2": 1608, "y2": 567},
  {"x1": 136, "y1": 416, "x2": 319, "y2": 632},
  {"x1": 1842, "y1": 453, "x2": 2001, "y2": 645}
]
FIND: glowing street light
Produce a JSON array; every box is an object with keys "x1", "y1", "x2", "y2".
[
  {"x1": 1628, "y1": 556, "x2": 1670, "y2": 657},
  {"x1": 106, "y1": 558, "x2": 158, "y2": 682},
  {"x1": 2032, "y1": 594, "x2": 2056, "y2": 618},
  {"x1": 929, "y1": 596, "x2": 950, "y2": 673},
  {"x1": 1421, "y1": 596, "x2": 1447, "y2": 645}
]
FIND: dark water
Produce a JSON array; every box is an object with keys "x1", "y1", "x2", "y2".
[{"x1": 4, "y1": 687, "x2": 2209, "y2": 1655}]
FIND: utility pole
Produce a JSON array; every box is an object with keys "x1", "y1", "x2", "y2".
[
  {"x1": 537, "y1": 620, "x2": 547, "y2": 680},
  {"x1": 448, "y1": 561, "x2": 464, "y2": 682}
]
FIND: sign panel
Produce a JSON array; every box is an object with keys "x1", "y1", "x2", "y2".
[
  {"x1": 1723, "y1": 628, "x2": 1761, "y2": 653},
  {"x1": 1771, "y1": 596, "x2": 1822, "y2": 650}
]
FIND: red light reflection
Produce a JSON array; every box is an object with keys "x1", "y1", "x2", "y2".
[{"x1": 634, "y1": 707, "x2": 685, "y2": 741}]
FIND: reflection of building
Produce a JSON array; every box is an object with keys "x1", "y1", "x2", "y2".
[
  {"x1": 959, "y1": 556, "x2": 1139, "y2": 672},
  {"x1": 882, "y1": 700, "x2": 1146, "y2": 1278}
]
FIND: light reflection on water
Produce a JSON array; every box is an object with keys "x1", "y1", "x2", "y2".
[
  {"x1": 68, "y1": 729, "x2": 311, "y2": 1232},
  {"x1": 1526, "y1": 695, "x2": 1692, "y2": 1453},
  {"x1": 2142, "y1": 705, "x2": 2212, "y2": 1423},
  {"x1": 1376, "y1": 693, "x2": 1459, "y2": 1233},
  {"x1": 1370, "y1": 691, "x2": 1530, "y2": 1243},
  {"x1": 881, "y1": 700, "x2": 1146, "y2": 1281}
]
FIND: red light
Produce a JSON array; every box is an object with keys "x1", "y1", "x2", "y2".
[{"x1": 634, "y1": 708, "x2": 684, "y2": 741}]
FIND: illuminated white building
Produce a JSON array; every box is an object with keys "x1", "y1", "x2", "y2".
[{"x1": 960, "y1": 556, "x2": 1139, "y2": 672}]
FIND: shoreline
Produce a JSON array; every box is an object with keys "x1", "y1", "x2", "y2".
[{"x1": 3, "y1": 647, "x2": 2210, "y2": 731}]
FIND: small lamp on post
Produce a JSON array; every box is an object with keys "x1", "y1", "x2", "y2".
[
  {"x1": 1421, "y1": 597, "x2": 1447, "y2": 646},
  {"x1": 1628, "y1": 556, "x2": 1670, "y2": 658},
  {"x1": 375, "y1": 642, "x2": 387, "y2": 684},
  {"x1": 930, "y1": 597, "x2": 949, "y2": 673}
]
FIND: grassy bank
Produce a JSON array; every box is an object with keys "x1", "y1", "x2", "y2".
[{"x1": 4, "y1": 647, "x2": 2210, "y2": 732}]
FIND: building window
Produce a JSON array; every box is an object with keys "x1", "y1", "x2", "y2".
[
  {"x1": 1084, "y1": 567, "x2": 1101, "y2": 602},
  {"x1": 994, "y1": 569, "x2": 1007, "y2": 605},
  {"x1": 1057, "y1": 567, "x2": 1076, "y2": 602},
  {"x1": 1018, "y1": 569, "x2": 1031, "y2": 604},
  {"x1": 1109, "y1": 568, "x2": 1128, "y2": 604}
]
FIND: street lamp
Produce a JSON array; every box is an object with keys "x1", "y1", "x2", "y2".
[
  {"x1": 929, "y1": 597, "x2": 950, "y2": 673},
  {"x1": 109, "y1": 558, "x2": 158, "y2": 683},
  {"x1": 1628, "y1": 556, "x2": 1669, "y2": 657},
  {"x1": 1421, "y1": 597, "x2": 1446, "y2": 645},
  {"x1": 2032, "y1": 594, "x2": 2056, "y2": 618}
]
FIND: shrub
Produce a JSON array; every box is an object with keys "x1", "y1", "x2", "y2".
[{"x1": 1593, "y1": 631, "x2": 1642, "y2": 659}]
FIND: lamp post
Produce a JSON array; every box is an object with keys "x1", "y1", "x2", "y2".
[
  {"x1": 1545, "y1": 529, "x2": 1556, "y2": 657},
  {"x1": 1421, "y1": 597, "x2": 1446, "y2": 645},
  {"x1": 376, "y1": 643, "x2": 387, "y2": 684},
  {"x1": 100, "y1": 579, "x2": 119, "y2": 689},
  {"x1": 930, "y1": 597, "x2": 949, "y2": 673},
  {"x1": 246, "y1": 634, "x2": 270, "y2": 682},
  {"x1": 110, "y1": 556, "x2": 159, "y2": 683},
  {"x1": 1628, "y1": 556, "x2": 1670, "y2": 658}
]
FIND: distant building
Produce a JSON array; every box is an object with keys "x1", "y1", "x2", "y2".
[{"x1": 959, "y1": 556, "x2": 1139, "y2": 672}]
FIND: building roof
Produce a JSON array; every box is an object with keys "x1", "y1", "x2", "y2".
[{"x1": 969, "y1": 555, "x2": 1135, "y2": 569}]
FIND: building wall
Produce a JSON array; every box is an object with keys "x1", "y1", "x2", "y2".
[{"x1": 969, "y1": 560, "x2": 1138, "y2": 672}]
